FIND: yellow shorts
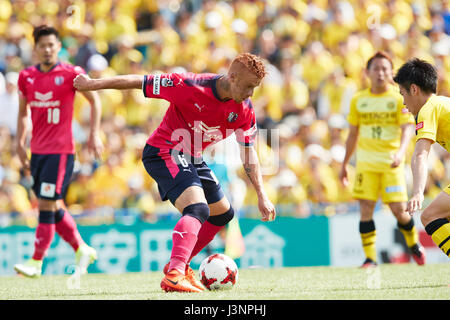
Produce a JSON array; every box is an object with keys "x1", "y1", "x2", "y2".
[
  {"x1": 352, "y1": 167, "x2": 408, "y2": 203},
  {"x1": 445, "y1": 184, "x2": 450, "y2": 195}
]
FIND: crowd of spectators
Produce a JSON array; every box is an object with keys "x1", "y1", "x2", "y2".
[{"x1": 0, "y1": 0, "x2": 449, "y2": 226}]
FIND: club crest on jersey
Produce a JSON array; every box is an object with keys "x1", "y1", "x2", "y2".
[
  {"x1": 161, "y1": 78, "x2": 173, "y2": 87},
  {"x1": 54, "y1": 76, "x2": 64, "y2": 85},
  {"x1": 227, "y1": 112, "x2": 238, "y2": 123}
]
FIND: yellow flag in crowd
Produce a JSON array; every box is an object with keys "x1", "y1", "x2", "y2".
[{"x1": 224, "y1": 217, "x2": 245, "y2": 259}]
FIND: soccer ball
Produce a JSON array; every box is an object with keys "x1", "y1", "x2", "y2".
[{"x1": 198, "y1": 253, "x2": 238, "y2": 290}]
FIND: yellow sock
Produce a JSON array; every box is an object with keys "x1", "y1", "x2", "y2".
[
  {"x1": 360, "y1": 220, "x2": 377, "y2": 262},
  {"x1": 398, "y1": 219, "x2": 419, "y2": 248},
  {"x1": 427, "y1": 221, "x2": 450, "y2": 258},
  {"x1": 361, "y1": 231, "x2": 377, "y2": 261}
]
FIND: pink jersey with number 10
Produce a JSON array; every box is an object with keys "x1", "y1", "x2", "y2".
[
  {"x1": 143, "y1": 73, "x2": 258, "y2": 158},
  {"x1": 18, "y1": 62, "x2": 85, "y2": 154}
]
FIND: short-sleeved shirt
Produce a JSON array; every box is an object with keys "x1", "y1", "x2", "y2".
[
  {"x1": 18, "y1": 62, "x2": 85, "y2": 154},
  {"x1": 415, "y1": 95, "x2": 450, "y2": 153},
  {"x1": 142, "y1": 72, "x2": 257, "y2": 158},
  {"x1": 347, "y1": 86, "x2": 415, "y2": 172}
]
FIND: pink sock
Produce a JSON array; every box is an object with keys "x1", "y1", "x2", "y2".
[
  {"x1": 169, "y1": 215, "x2": 202, "y2": 274},
  {"x1": 188, "y1": 221, "x2": 224, "y2": 263},
  {"x1": 32, "y1": 223, "x2": 55, "y2": 260},
  {"x1": 55, "y1": 210, "x2": 83, "y2": 252}
]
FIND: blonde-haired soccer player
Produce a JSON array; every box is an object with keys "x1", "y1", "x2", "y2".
[
  {"x1": 340, "y1": 52, "x2": 426, "y2": 267},
  {"x1": 394, "y1": 58, "x2": 450, "y2": 259}
]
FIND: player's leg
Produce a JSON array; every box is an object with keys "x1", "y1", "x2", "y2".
[
  {"x1": 353, "y1": 170, "x2": 379, "y2": 267},
  {"x1": 51, "y1": 154, "x2": 83, "y2": 251},
  {"x1": 14, "y1": 155, "x2": 57, "y2": 277},
  {"x1": 388, "y1": 202, "x2": 425, "y2": 264},
  {"x1": 359, "y1": 199, "x2": 378, "y2": 266},
  {"x1": 142, "y1": 145, "x2": 206, "y2": 292},
  {"x1": 170, "y1": 185, "x2": 209, "y2": 275},
  {"x1": 383, "y1": 167, "x2": 425, "y2": 264},
  {"x1": 421, "y1": 188, "x2": 450, "y2": 258},
  {"x1": 188, "y1": 162, "x2": 234, "y2": 263}
]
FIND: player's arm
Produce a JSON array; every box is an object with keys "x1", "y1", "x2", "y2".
[
  {"x1": 74, "y1": 74, "x2": 143, "y2": 91},
  {"x1": 79, "y1": 90, "x2": 104, "y2": 159},
  {"x1": 16, "y1": 95, "x2": 30, "y2": 171},
  {"x1": 339, "y1": 124, "x2": 359, "y2": 186},
  {"x1": 407, "y1": 138, "x2": 432, "y2": 214},
  {"x1": 239, "y1": 144, "x2": 276, "y2": 221},
  {"x1": 391, "y1": 123, "x2": 414, "y2": 168}
]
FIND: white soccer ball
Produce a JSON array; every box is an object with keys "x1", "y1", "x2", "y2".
[{"x1": 198, "y1": 253, "x2": 239, "y2": 290}]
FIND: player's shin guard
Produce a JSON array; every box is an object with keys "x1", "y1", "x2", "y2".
[
  {"x1": 188, "y1": 206, "x2": 235, "y2": 263},
  {"x1": 32, "y1": 211, "x2": 56, "y2": 261},
  {"x1": 360, "y1": 220, "x2": 377, "y2": 262},
  {"x1": 55, "y1": 208, "x2": 83, "y2": 252},
  {"x1": 169, "y1": 203, "x2": 209, "y2": 274},
  {"x1": 398, "y1": 218, "x2": 419, "y2": 248},
  {"x1": 425, "y1": 218, "x2": 450, "y2": 258}
]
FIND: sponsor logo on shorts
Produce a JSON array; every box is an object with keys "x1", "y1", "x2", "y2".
[
  {"x1": 40, "y1": 182, "x2": 56, "y2": 197},
  {"x1": 385, "y1": 185, "x2": 403, "y2": 193}
]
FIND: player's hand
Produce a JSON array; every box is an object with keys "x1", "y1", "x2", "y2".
[
  {"x1": 407, "y1": 193, "x2": 424, "y2": 215},
  {"x1": 16, "y1": 144, "x2": 30, "y2": 171},
  {"x1": 339, "y1": 164, "x2": 349, "y2": 187},
  {"x1": 390, "y1": 152, "x2": 402, "y2": 168},
  {"x1": 87, "y1": 132, "x2": 104, "y2": 160},
  {"x1": 258, "y1": 195, "x2": 276, "y2": 222},
  {"x1": 74, "y1": 74, "x2": 93, "y2": 91}
]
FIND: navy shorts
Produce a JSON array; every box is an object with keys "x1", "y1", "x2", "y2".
[
  {"x1": 142, "y1": 144, "x2": 224, "y2": 205},
  {"x1": 30, "y1": 153, "x2": 74, "y2": 200}
]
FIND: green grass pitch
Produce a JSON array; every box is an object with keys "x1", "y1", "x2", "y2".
[{"x1": 1, "y1": 264, "x2": 448, "y2": 300}]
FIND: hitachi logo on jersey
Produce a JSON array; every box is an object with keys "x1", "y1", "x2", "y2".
[{"x1": 30, "y1": 91, "x2": 60, "y2": 107}]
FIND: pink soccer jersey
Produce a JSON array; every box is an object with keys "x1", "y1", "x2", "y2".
[
  {"x1": 143, "y1": 73, "x2": 257, "y2": 157},
  {"x1": 18, "y1": 62, "x2": 85, "y2": 154}
]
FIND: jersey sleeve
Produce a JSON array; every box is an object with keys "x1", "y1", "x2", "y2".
[
  {"x1": 235, "y1": 100, "x2": 257, "y2": 147},
  {"x1": 347, "y1": 95, "x2": 359, "y2": 126},
  {"x1": 397, "y1": 96, "x2": 415, "y2": 125},
  {"x1": 415, "y1": 103, "x2": 438, "y2": 143},
  {"x1": 142, "y1": 73, "x2": 185, "y2": 103},
  {"x1": 17, "y1": 70, "x2": 27, "y2": 98}
]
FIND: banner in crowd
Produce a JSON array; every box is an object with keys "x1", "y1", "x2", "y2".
[
  {"x1": 0, "y1": 216, "x2": 330, "y2": 276},
  {"x1": 328, "y1": 211, "x2": 448, "y2": 266}
]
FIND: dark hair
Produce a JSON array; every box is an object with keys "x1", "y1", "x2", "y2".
[
  {"x1": 366, "y1": 51, "x2": 393, "y2": 70},
  {"x1": 33, "y1": 25, "x2": 59, "y2": 44},
  {"x1": 393, "y1": 58, "x2": 437, "y2": 93}
]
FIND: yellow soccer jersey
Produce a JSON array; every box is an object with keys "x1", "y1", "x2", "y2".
[
  {"x1": 415, "y1": 95, "x2": 450, "y2": 153},
  {"x1": 347, "y1": 86, "x2": 415, "y2": 172}
]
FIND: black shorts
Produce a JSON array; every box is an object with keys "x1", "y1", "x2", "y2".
[
  {"x1": 142, "y1": 144, "x2": 224, "y2": 205},
  {"x1": 30, "y1": 153, "x2": 74, "y2": 200}
]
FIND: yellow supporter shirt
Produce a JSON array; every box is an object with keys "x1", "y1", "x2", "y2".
[
  {"x1": 415, "y1": 95, "x2": 450, "y2": 153},
  {"x1": 347, "y1": 85, "x2": 415, "y2": 172}
]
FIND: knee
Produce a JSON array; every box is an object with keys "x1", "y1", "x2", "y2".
[
  {"x1": 359, "y1": 201, "x2": 375, "y2": 220},
  {"x1": 207, "y1": 206, "x2": 235, "y2": 227},
  {"x1": 182, "y1": 203, "x2": 210, "y2": 224},
  {"x1": 420, "y1": 207, "x2": 435, "y2": 227}
]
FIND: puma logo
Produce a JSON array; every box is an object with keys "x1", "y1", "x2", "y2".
[
  {"x1": 194, "y1": 103, "x2": 205, "y2": 112},
  {"x1": 173, "y1": 231, "x2": 188, "y2": 239}
]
